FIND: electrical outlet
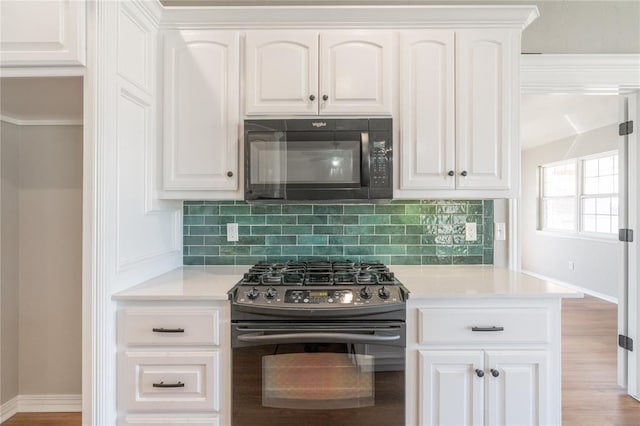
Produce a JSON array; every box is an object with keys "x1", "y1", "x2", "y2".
[
  {"x1": 568, "y1": 261, "x2": 575, "y2": 271},
  {"x1": 227, "y1": 223, "x2": 239, "y2": 242},
  {"x1": 494, "y1": 222, "x2": 506, "y2": 241},
  {"x1": 465, "y1": 222, "x2": 477, "y2": 241}
]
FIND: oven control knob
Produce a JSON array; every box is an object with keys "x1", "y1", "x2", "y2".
[
  {"x1": 378, "y1": 286, "x2": 390, "y2": 299},
  {"x1": 265, "y1": 287, "x2": 277, "y2": 299},
  {"x1": 360, "y1": 286, "x2": 372, "y2": 300},
  {"x1": 247, "y1": 287, "x2": 259, "y2": 300}
]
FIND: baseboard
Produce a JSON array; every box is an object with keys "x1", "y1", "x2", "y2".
[
  {"x1": 0, "y1": 396, "x2": 18, "y2": 423},
  {"x1": 1, "y1": 394, "x2": 82, "y2": 416},
  {"x1": 521, "y1": 269, "x2": 618, "y2": 304}
]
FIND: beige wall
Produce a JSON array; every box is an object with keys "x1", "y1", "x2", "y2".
[
  {"x1": 0, "y1": 123, "x2": 82, "y2": 400},
  {"x1": 521, "y1": 123, "x2": 622, "y2": 300},
  {"x1": 522, "y1": 0, "x2": 640, "y2": 54},
  {"x1": 1, "y1": 122, "x2": 20, "y2": 405}
]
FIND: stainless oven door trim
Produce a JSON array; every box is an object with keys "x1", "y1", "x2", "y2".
[
  {"x1": 238, "y1": 332, "x2": 400, "y2": 344},
  {"x1": 232, "y1": 321, "x2": 406, "y2": 348}
]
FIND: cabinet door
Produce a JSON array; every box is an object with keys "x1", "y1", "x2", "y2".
[
  {"x1": 456, "y1": 29, "x2": 517, "y2": 190},
  {"x1": 245, "y1": 31, "x2": 318, "y2": 115},
  {"x1": 419, "y1": 350, "x2": 484, "y2": 426},
  {"x1": 319, "y1": 31, "x2": 392, "y2": 115},
  {"x1": 399, "y1": 31, "x2": 455, "y2": 190},
  {"x1": 0, "y1": 0, "x2": 85, "y2": 66},
  {"x1": 485, "y1": 351, "x2": 550, "y2": 426},
  {"x1": 163, "y1": 30, "x2": 239, "y2": 191}
]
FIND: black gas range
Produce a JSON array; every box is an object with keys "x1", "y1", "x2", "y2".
[
  {"x1": 229, "y1": 260, "x2": 408, "y2": 425},
  {"x1": 228, "y1": 260, "x2": 410, "y2": 319}
]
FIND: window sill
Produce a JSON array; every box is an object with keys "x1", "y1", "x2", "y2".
[{"x1": 535, "y1": 230, "x2": 619, "y2": 244}]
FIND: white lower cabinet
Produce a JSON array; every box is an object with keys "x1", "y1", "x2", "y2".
[
  {"x1": 419, "y1": 350, "x2": 549, "y2": 426},
  {"x1": 407, "y1": 299, "x2": 561, "y2": 426},
  {"x1": 117, "y1": 302, "x2": 230, "y2": 425}
]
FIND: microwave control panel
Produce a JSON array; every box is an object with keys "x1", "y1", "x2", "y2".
[{"x1": 370, "y1": 132, "x2": 391, "y2": 189}]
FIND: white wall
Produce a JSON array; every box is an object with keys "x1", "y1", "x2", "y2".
[
  {"x1": 0, "y1": 122, "x2": 82, "y2": 403},
  {"x1": 17, "y1": 125, "x2": 83, "y2": 395},
  {"x1": 521, "y1": 123, "x2": 623, "y2": 300},
  {"x1": 1, "y1": 122, "x2": 20, "y2": 405}
]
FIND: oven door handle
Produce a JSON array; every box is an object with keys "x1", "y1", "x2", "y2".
[{"x1": 237, "y1": 332, "x2": 400, "y2": 344}]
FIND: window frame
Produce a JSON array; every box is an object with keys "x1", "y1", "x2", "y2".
[{"x1": 538, "y1": 150, "x2": 619, "y2": 240}]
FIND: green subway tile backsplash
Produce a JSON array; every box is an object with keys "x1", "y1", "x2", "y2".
[{"x1": 183, "y1": 200, "x2": 494, "y2": 266}]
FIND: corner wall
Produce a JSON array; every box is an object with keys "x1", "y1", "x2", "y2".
[
  {"x1": 1, "y1": 122, "x2": 20, "y2": 406},
  {"x1": 521, "y1": 123, "x2": 622, "y2": 300}
]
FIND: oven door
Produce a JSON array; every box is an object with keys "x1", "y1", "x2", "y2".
[{"x1": 232, "y1": 322, "x2": 405, "y2": 426}]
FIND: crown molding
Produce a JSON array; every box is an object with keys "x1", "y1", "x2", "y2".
[
  {"x1": 521, "y1": 54, "x2": 640, "y2": 94},
  {"x1": 159, "y1": 5, "x2": 539, "y2": 30}
]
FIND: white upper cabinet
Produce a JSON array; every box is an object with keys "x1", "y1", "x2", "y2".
[
  {"x1": 398, "y1": 29, "x2": 520, "y2": 198},
  {"x1": 245, "y1": 30, "x2": 392, "y2": 116},
  {"x1": 162, "y1": 30, "x2": 240, "y2": 196},
  {"x1": 456, "y1": 29, "x2": 516, "y2": 191},
  {"x1": 319, "y1": 32, "x2": 393, "y2": 115},
  {"x1": 399, "y1": 30, "x2": 455, "y2": 190},
  {"x1": 245, "y1": 31, "x2": 318, "y2": 115},
  {"x1": 0, "y1": 0, "x2": 85, "y2": 67}
]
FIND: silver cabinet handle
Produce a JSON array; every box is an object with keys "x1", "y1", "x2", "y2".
[{"x1": 471, "y1": 326, "x2": 504, "y2": 332}]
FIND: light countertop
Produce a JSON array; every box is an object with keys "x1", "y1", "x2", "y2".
[{"x1": 112, "y1": 265, "x2": 581, "y2": 301}]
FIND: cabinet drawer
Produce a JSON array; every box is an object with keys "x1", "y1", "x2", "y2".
[
  {"x1": 418, "y1": 307, "x2": 550, "y2": 345},
  {"x1": 123, "y1": 351, "x2": 219, "y2": 412},
  {"x1": 121, "y1": 309, "x2": 219, "y2": 346}
]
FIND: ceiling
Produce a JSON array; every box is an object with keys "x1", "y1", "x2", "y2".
[
  {"x1": 520, "y1": 94, "x2": 620, "y2": 150},
  {"x1": 0, "y1": 78, "x2": 621, "y2": 150},
  {"x1": 0, "y1": 77, "x2": 83, "y2": 123}
]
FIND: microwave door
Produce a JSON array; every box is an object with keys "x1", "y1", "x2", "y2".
[{"x1": 247, "y1": 131, "x2": 286, "y2": 200}]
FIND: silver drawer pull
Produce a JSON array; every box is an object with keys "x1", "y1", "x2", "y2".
[
  {"x1": 152, "y1": 327, "x2": 185, "y2": 333},
  {"x1": 471, "y1": 326, "x2": 504, "y2": 332},
  {"x1": 152, "y1": 381, "x2": 184, "y2": 388}
]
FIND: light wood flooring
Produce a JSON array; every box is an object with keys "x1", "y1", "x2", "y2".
[
  {"x1": 2, "y1": 295, "x2": 640, "y2": 425},
  {"x1": 562, "y1": 295, "x2": 640, "y2": 425}
]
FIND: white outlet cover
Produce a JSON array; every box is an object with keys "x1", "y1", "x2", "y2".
[
  {"x1": 465, "y1": 222, "x2": 477, "y2": 241},
  {"x1": 227, "y1": 223, "x2": 239, "y2": 242}
]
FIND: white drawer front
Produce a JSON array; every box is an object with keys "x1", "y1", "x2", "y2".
[
  {"x1": 121, "y1": 309, "x2": 219, "y2": 346},
  {"x1": 418, "y1": 307, "x2": 550, "y2": 345},
  {"x1": 124, "y1": 352, "x2": 219, "y2": 412}
]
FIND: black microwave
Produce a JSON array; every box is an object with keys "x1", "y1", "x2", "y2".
[{"x1": 244, "y1": 118, "x2": 392, "y2": 202}]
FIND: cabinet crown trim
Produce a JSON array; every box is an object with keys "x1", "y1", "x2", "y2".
[{"x1": 159, "y1": 5, "x2": 539, "y2": 29}]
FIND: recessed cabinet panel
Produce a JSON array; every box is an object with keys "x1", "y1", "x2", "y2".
[
  {"x1": 163, "y1": 30, "x2": 239, "y2": 191},
  {"x1": 124, "y1": 351, "x2": 219, "y2": 412},
  {"x1": 245, "y1": 31, "x2": 318, "y2": 115},
  {"x1": 320, "y1": 32, "x2": 392, "y2": 115},
  {"x1": 419, "y1": 350, "x2": 484, "y2": 426},
  {"x1": 400, "y1": 31, "x2": 455, "y2": 189},
  {"x1": 486, "y1": 351, "x2": 549, "y2": 426},
  {"x1": 456, "y1": 30, "x2": 514, "y2": 190},
  {"x1": 0, "y1": 0, "x2": 85, "y2": 66}
]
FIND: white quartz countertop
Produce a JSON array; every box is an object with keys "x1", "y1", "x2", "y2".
[{"x1": 112, "y1": 265, "x2": 582, "y2": 301}]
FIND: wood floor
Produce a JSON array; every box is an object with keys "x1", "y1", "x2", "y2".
[
  {"x1": 562, "y1": 295, "x2": 640, "y2": 425},
  {"x1": 2, "y1": 295, "x2": 640, "y2": 425}
]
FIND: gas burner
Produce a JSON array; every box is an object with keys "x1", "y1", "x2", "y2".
[
  {"x1": 260, "y1": 273, "x2": 284, "y2": 285},
  {"x1": 355, "y1": 272, "x2": 376, "y2": 284}
]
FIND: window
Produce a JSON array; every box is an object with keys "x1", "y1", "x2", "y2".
[
  {"x1": 539, "y1": 151, "x2": 618, "y2": 236},
  {"x1": 581, "y1": 154, "x2": 618, "y2": 234}
]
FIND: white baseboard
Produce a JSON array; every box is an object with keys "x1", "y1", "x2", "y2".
[
  {"x1": 0, "y1": 394, "x2": 81, "y2": 421},
  {"x1": 0, "y1": 396, "x2": 18, "y2": 423},
  {"x1": 521, "y1": 269, "x2": 618, "y2": 304}
]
